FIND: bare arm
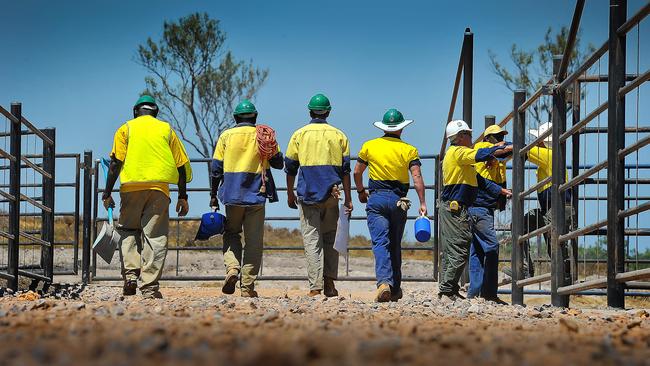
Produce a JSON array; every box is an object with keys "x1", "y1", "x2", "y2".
[
  {"x1": 353, "y1": 161, "x2": 368, "y2": 203},
  {"x1": 410, "y1": 164, "x2": 427, "y2": 216},
  {"x1": 286, "y1": 174, "x2": 297, "y2": 209}
]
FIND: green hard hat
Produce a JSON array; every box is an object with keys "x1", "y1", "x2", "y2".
[
  {"x1": 382, "y1": 108, "x2": 405, "y2": 126},
  {"x1": 307, "y1": 93, "x2": 332, "y2": 111},
  {"x1": 233, "y1": 99, "x2": 257, "y2": 116},
  {"x1": 134, "y1": 95, "x2": 157, "y2": 108}
]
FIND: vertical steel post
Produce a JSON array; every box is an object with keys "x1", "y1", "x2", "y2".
[
  {"x1": 484, "y1": 115, "x2": 496, "y2": 129},
  {"x1": 511, "y1": 90, "x2": 526, "y2": 305},
  {"x1": 462, "y1": 28, "x2": 473, "y2": 128},
  {"x1": 433, "y1": 154, "x2": 440, "y2": 280},
  {"x1": 570, "y1": 84, "x2": 580, "y2": 283},
  {"x1": 607, "y1": 0, "x2": 626, "y2": 309},
  {"x1": 82, "y1": 150, "x2": 92, "y2": 284},
  {"x1": 91, "y1": 161, "x2": 99, "y2": 277},
  {"x1": 40, "y1": 128, "x2": 55, "y2": 280},
  {"x1": 7, "y1": 103, "x2": 22, "y2": 291},
  {"x1": 551, "y1": 55, "x2": 569, "y2": 307}
]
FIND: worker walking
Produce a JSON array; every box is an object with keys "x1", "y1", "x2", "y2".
[
  {"x1": 103, "y1": 95, "x2": 192, "y2": 299},
  {"x1": 211, "y1": 100, "x2": 283, "y2": 298},
  {"x1": 439, "y1": 120, "x2": 512, "y2": 301},
  {"x1": 354, "y1": 109, "x2": 427, "y2": 302},
  {"x1": 468, "y1": 124, "x2": 511, "y2": 304},
  {"x1": 285, "y1": 93, "x2": 353, "y2": 297}
]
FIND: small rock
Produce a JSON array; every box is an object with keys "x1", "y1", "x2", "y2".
[
  {"x1": 0, "y1": 310, "x2": 6, "y2": 318},
  {"x1": 559, "y1": 318, "x2": 579, "y2": 333},
  {"x1": 73, "y1": 303, "x2": 86, "y2": 310},
  {"x1": 249, "y1": 301, "x2": 258, "y2": 310},
  {"x1": 261, "y1": 310, "x2": 279, "y2": 323},
  {"x1": 468, "y1": 305, "x2": 482, "y2": 314},
  {"x1": 217, "y1": 298, "x2": 228, "y2": 305},
  {"x1": 627, "y1": 320, "x2": 642, "y2": 329},
  {"x1": 112, "y1": 305, "x2": 126, "y2": 316},
  {"x1": 154, "y1": 306, "x2": 163, "y2": 314},
  {"x1": 17, "y1": 291, "x2": 39, "y2": 301},
  {"x1": 100, "y1": 294, "x2": 112, "y2": 301},
  {"x1": 635, "y1": 310, "x2": 649, "y2": 319},
  {"x1": 213, "y1": 312, "x2": 222, "y2": 320}
]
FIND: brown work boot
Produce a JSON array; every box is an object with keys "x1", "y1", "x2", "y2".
[
  {"x1": 324, "y1": 277, "x2": 338, "y2": 297},
  {"x1": 123, "y1": 280, "x2": 137, "y2": 296},
  {"x1": 142, "y1": 290, "x2": 163, "y2": 299},
  {"x1": 375, "y1": 283, "x2": 391, "y2": 303},
  {"x1": 241, "y1": 288, "x2": 258, "y2": 298},
  {"x1": 222, "y1": 269, "x2": 239, "y2": 295},
  {"x1": 308, "y1": 289, "x2": 322, "y2": 297}
]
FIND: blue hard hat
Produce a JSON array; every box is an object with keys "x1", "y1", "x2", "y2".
[{"x1": 195, "y1": 211, "x2": 226, "y2": 240}]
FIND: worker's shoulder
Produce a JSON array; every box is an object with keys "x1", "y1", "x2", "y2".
[
  {"x1": 473, "y1": 141, "x2": 493, "y2": 149},
  {"x1": 221, "y1": 124, "x2": 256, "y2": 137},
  {"x1": 126, "y1": 115, "x2": 171, "y2": 129}
]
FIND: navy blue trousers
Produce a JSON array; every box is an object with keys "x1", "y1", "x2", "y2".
[
  {"x1": 468, "y1": 206, "x2": 499, "y2": 299},
  {"x1": 366, "y1": 190, "x2": 407, "y2": 290}
]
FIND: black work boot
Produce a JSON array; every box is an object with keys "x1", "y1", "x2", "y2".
[
  {"x1": 123, "y1": 280, "x2": 137, "y2": 296},
  {"x1": 324, "y1": 277, "x2": 338, "y2": 297}
]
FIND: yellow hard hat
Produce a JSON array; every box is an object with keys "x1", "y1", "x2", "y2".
[{"x1": 484, "y1": 124, "x2": 508, "y2": 137}]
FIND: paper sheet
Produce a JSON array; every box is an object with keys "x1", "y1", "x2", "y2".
[{"x1": 333, "y1": 204, "x2": 350, "y2": 259}]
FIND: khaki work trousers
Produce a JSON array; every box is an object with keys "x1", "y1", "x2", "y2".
[
  {"x1": 298, "y1": 196, "x2": 339, "y2": 291},
  {"x1": 117, "y1": 190, "x2": 170, "y2": 294},
  {"x1": 223, "y1": 205, "x2": 265, "y2": 292},
  {"x1": 438, "y1": 202, "x2": 473, "y2": 295}
]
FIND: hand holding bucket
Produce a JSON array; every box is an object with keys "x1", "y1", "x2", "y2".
[{"x1": 414, "y1": 214, "x2": 431, "y2": 242}]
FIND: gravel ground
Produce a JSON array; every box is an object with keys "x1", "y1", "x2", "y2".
[{"x1": 1, "y1": 285, "x2": 650, "y2": 366}]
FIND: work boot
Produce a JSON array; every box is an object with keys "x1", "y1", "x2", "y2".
[
  {"x1": 222, "y1": 269, "x2": 239, "y2": 295},
  {"x1": 308, "y1": 289, "x2": 322, "y2": 297},
  {"x1": 390, "y1": 288, "x2": 403, "y2": 302},
  {"x1": 142, "y1": 290, "x2": 163, "y2": 299},
  {"x1": 123, "y1": 280, "x2": 137, "y2": 296},
  {"x1": 485, "y1": 296, "x2": 509, "y2": 306},
  {"x1": 324, "y1": 277, "x2": 338, "y2": 297},
  {"x1": 438, "y1": 292, "x2": 461, "y2": 302},
  {"x1": 375, "y1": 283, "x2": 391, "y2": 303},
  {"x1": 241, "y1": 288, "x2": 258, "y2": 298}
]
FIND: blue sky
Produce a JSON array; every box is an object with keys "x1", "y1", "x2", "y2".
[{"x1": 0, "y1": 0, "x2": 648, "y2": 242}]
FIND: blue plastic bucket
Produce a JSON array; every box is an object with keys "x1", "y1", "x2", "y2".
[{"x1": 414, "y1": 216, "x2": 431, "y2": 242}]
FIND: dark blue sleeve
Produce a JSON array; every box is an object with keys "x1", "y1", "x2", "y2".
[
  {"x1": 475, "y1": 146, "x2": 503, "y2": 162},
  {"x1": 342, "y1": 156, "x2": 351, "y2": 174},
  {"x1": 269, "y1": 151, "x2": 284, "y2": 170},
  {"x1": 284, "y1": 156, "x2": 300, "y2": 176},
  {"x1": 210, "y1": 159, "x2": 224, "y2": 197},
  {"x1": 477, "y1": 174, "x2": 503, "y2": 197}
]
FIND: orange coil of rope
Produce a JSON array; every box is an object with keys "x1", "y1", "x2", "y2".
[{"x1": 256, "y1": 124, "x2": 278, "y2": 194}]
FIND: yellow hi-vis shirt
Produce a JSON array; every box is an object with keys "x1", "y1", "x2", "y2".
[
  {"x1": 111, "y1": 115, "x2": 192, "y2": 197},
  {"x1": 442, "y1": 144, "x2": 503, "y2": 205},
  {"x1": 357, "y1": 136, "x2": 420, "y2": 197},
  {"x1": 526, "y1": 146, "x2": 553, "y2": 192},
  {"x1": 474, "y1": 141, "x2": 506, "y2": 184}
]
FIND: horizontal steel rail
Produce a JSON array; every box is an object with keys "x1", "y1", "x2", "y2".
[
  {"x1": 17, "y1": 269, "x2": 51, "y2": 283},
  {"x1": 560, "y1": 100, "x2": 608, "y2": 142},
  {"x1": 19, "y1": 116, "x2": 54, "y2": 146},
  {"x1": 18, "y1": 231, "x2": 51, "y2": 247},
  {"x1": 0, "y1": 148, "x2": 16, "y2": 162},
  {"x1": 558, "y1": 218, "x2": 608, "y2": 243},
  {"x1": 19, "y1": 193, "x2": 52, "y2": 213},
  {"x1": 517, "y1": 224, "x2": 551, "y2": 244},
  {"x1": 517, "y1": 78, "x2": 553, "y2": 114},
  {"x1": 0, "y1": 105, "x2": 18, "y2": 123},
  {"x1": 20, "y1": 155, "x2": 52, "y2": 179},
  {"x1": 0, "y1": 230, "x2": 15, "y2": 240},
  {"x1": 615, "y1": 268, "x2": 650, "y2": 282},
  {"x1": 618, "y1": 201, "x2": 650, "y2": 220},
  {"x1": 619, "y1": 69, "x2": 649, "y2": 97},
  {"x1": 581, "y1": 126, "x2": 650, "y2": 134},
  {"x1": 557, "y1": 278, "x2": 607, "y2": 295},
  {"x1": 519, "y1": 129, "x2": 552, "y2": 157},
  {"x1": 559, "y1": 42, "x2": 608, "y2": 91},
  {"x1": 519, "y1": 177, "x2": 551, "y2": 199},
  {"x1": 0, "y1": 189, "x2": 15, "y2": 202},
  {"x1": 618, "y1": 134, "x2": 650, "y2": 160},
  {"x1": 559, "y1": 160, "x2": 608, "y2": 192},
  {"x1": 617, "y1": 2, "x2": 650, "y2": 35},
  {"x1": 516, "y1": 273, "x2": 551, "y2": 287}
]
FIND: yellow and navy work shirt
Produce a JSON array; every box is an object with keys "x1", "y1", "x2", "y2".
[
  {"x1": 441, "y1": 144, "x2": 504, "y2": 206},
  {"x1": 526, "y1": 146, "x2": 570, "y2": 211},
  {"x1": 473, "y1": 141, "x2": 508, "y2": 208},
  {"x1": 284, "y1": 118, "x2": 351, "y2": 204},
  {"x1": 212, "y1": 123, "x2": 283, "y2": 206},
  {"x1": 111, "y1": 115, "x2": 191, "y2": 198},
  {"x1": 357, "y1": 136, "x2": 420, "y2": 197}
]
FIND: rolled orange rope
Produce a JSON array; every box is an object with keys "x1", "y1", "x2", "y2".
[{"x1": 256, "y1": 124, "x2": 278, "y2": 193}]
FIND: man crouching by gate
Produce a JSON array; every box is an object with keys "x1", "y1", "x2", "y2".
[
  {"x1": 468, "y1": 124, "x2": 512, "y2": 304},
  {"x1": 210, "y1": 100, "x2": 283, "y2": 298},
  {"x1": 103, "y1": 95, "x2": 193, "y2": 299},
  {"x1": 438, "y1": 120, "x2": 512, "y2": 301}
]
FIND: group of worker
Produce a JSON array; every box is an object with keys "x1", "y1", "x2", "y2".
[
  {"x1": 439, "y1": 119, "x2": 574, "y2": 304},
  {"x1": 102, "y1": 94, "x2": 426, "y2": 302}
]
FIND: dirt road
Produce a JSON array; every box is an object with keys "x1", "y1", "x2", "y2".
[{"x1": 1, "y1": 284, "x2": 649, "y2": 366}]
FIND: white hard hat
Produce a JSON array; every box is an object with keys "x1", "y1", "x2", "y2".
[
  {"x1": 529, "y1": 122, "x2": 552, "y2": 144},
  {"x1": 446, "y1": 119, "x2": 472, "y2": 139}
]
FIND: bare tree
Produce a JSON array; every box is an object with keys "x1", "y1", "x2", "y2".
[
  {"x1": 489, "y1": 27, "x2": 595, "y2": 123},
  {"x1": 136, "y1": 12, "x2": 269, "y2": 158}
]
